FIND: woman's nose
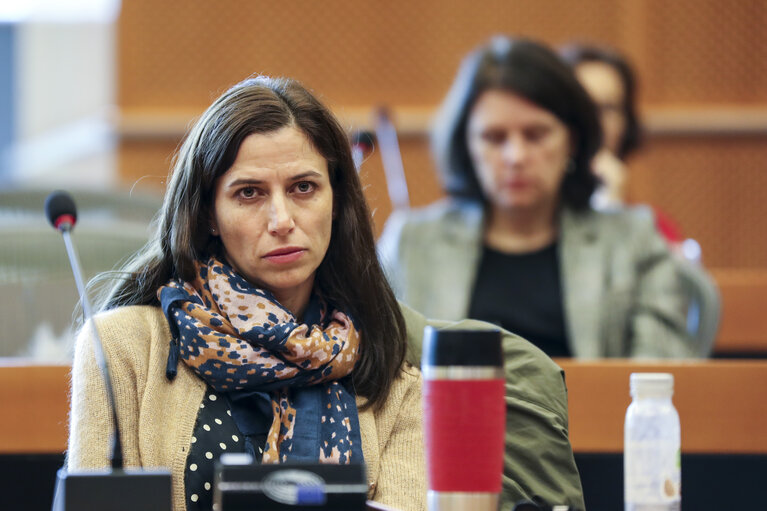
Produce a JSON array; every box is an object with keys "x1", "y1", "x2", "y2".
[
  {"x1": 267, "y1": 195, "x2": 295, "y2": 235},
  {"x1": 501, "y1": 136, "x2": 528, "y2": 165}
]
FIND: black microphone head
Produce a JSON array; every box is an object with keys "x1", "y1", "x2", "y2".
[{"x1": 45, "y1": 190, "x2": 78, "y2": 231}]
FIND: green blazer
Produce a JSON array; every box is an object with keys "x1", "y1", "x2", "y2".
[
  {"x1": 402, "y1": 303, "x2": 585, "y2": 510},
  {"x1": 379, "y1": 199, "x2": 697, "y2": 358}
]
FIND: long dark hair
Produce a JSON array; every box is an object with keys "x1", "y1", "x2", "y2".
[
  {"x1": 559, "y1": 42, "x2": 642, "y2": 160},
  {"x1": 432, "y1": 36, "x2": 601, "y2": 211},
  {"x1": 101, "y1": 76, "x2": 407, "y2": 409}
]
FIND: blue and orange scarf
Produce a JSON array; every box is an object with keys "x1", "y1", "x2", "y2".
[{"x1": 158, "y1": 256, "x2": 363, "y2": 464}]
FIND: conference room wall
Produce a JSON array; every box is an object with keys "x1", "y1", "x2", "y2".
[{"x1": 115, "y1": 0, "x2": 767, "y2": 271}]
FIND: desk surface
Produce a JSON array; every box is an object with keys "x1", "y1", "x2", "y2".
[
  {"x1": 711, "y1": 268, "x2": 767, "y2": 353},
  {"x1": 0, "y1": 362, "x2": 69, "y2": 453},
  {"x1": 3, "y1": 359, "x2": 767, "y2": 456},
  {"x1": 556, "y1": 358, "x2": 767, "y2": 454}
]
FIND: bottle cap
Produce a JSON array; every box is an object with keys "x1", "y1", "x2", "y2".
[{"x1": 630, "y1": 372, "x2": 674, "y2": 398}]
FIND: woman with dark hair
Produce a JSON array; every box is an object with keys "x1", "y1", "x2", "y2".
[
  {"x1": 559, "y1": 42, "x2": 687, "y2": 243},
  {"x1": 379, "y1": 36, "x2": 696, "y2": 359},
  {"x1": 559, "y1": 43, "x2": 641, "y2": 162},
  {"x1": 67, "y1": 76, "x2": 428, "y2": 511},
  {"x1": 560, "y1": 42, "x2": 719, "y2": 356}
]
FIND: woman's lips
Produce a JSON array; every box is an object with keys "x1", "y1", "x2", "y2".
[
  {"x1": 504, "y1": 180, "x2": 530, "y2": 190},
  {"x1": 263, "y1": 247, "x2": 306, "y2": 264}
]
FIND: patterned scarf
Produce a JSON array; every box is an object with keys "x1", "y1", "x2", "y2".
[{"x1": 158, "y1": 256, "x2": 363, "y2": 464}]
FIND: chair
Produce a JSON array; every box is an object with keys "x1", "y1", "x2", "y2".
[
  {"x1": 0, "y1": 186, "x2": 161, "y2": 359},
  {"x1": 0, "y1": 186, "x2": 163, "y2": 224},
  {"x1": 676, "y1": 239, "x2": 721, "y2": 356}
]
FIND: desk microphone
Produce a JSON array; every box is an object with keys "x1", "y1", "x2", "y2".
[
  {"x1": 45, "y1": 191, "x2": 124, "y2": 469},
  {"x1": 46, "y1": 190, "x2": 171, "y2": 511},
  {"x1": 373, "y1": 107, "x2": 410, "y2": 211},
  {"x1": 351, "y1": 130, "x2": 375, "y2": 172}
]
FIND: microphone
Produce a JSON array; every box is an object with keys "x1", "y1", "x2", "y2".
[
  {"x1": 47, "y1": 190, "x2": 171, "y2": 511},
  {"x1": 373, "y1": 107, "x2": 410, "y2": 211},
  {"x1": 351, "y1": 130, "x2": 375, "y2": 172},
  {"x1": 44, "y1": 191, "x2": 123, "y2": 469}
]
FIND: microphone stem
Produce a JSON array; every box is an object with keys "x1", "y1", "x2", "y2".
[
  {"x1": 375, "y1": 110, "x2": 410, "y2": 211},
  {"x1": 62, "y1": 229, "x2": 124, "y2": 470}
]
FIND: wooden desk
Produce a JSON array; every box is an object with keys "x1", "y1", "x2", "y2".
[
  {"x1": 711, "y1": 269, "x2": 767, "y2": 354},
  {"x1": 0, "y1": 361, "x2": 69, "y2": 454},
  {"x1": 4, "y1": 360, "x2": 767, "y2": 457},
  {"x1": 556, "y1": 359, "x2": 767, "y2": 454}
]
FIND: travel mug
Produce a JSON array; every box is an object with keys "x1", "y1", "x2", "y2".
[{"x1": 421, "y1": 327, "x2": 506, "y2": 511}]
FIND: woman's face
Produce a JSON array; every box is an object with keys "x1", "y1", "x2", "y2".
[
  {"x1": 210, "y1": 126, "x2": 334, "y2": 312},
  {"x1": 466, "y1": 89, "x2": 572, "y2": 214},
  {"x1": 575, "y1": 61, "x2": 627, "y2": 156}
]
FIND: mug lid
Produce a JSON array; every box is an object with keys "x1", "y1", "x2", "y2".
[{"x1": 421, "y1": 326, "x2": 503, "y2": 368}]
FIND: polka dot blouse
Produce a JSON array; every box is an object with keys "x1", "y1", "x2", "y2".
[{"x1": 185, "y1": 390, "x2": 266, "y2": 510}]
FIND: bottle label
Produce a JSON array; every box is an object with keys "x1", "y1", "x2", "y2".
[{"x1": 625, "y1": 441, "x2": 681, "y2": 505}]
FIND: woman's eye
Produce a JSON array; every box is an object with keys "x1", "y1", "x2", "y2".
[
  {"x1": 295, "y1": 181, "x2": 315, "y2": 193},
  {"x1": 480, "y1": 130, "x2": 506, "y2": 145},
  {"x1": 239, "y1": 187, "x2": 257, "y2": 199},
  {"x1": 525, "y1": 127, "x2": 549, "y2": 142}
]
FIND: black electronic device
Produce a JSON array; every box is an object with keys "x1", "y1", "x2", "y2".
[
  {"x1": 213, "y1": 453, "x2": 368, "y2": 511},
  {"x1": 46, "y1": 190, "x2": 172, "y2": 511},
  {"x1": 513, "y1": 499, "x2": 581, "y2": 511}
]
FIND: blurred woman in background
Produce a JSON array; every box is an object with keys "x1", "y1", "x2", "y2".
[
  {"x1": 559, "y1": 42, "x2": 685, "y2": 244},
  {"x1": 379, "y1": 36, "x2": 697, "y2": 358},
  {"x1": 560, "y1": 42, "x2": 720, "y2": 355}
]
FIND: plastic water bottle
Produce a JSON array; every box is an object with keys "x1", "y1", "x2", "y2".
[{"x1": 624, "y1": 373, "x2": 681, "y2": 511}]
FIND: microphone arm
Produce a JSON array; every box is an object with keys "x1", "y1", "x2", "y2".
[
  {"x1": 47, "y1": 190, "x2": 171, "y2": 511},
  {"x1": 59, "y1": 226, "x2": 124, "y2": 470},
  {"x1": 374, "y1": 107, "x2": 410, "y2": 211}
]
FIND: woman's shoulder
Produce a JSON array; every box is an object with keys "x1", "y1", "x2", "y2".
[
  {"x1": 94, "y1": 304, "x2": 167, "y2": 332},
  {"x1": 379, "y1": 199, "x2": 484, "y2": 255},
  {"x1": 384, "y1": 199, "x2": 482, "y2": 232},
  {"x1": 88, "y1": 305, "x2": 169, "y2": 355},
  {"x1": 565, "y1": 204, "x2": 658, "y2": 241},
  {"x1": 395, "y1": 361, "x2": 422, "y2": 390},
  {"x1": 586, "y1": 203, "x2": 655, "y2": 225}
]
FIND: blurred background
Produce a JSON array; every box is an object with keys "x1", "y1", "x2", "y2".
[{"x1": 1, "y1": 0, "x2": 766, "y2": 359}]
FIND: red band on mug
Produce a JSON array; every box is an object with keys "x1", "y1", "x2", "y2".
[{"x1": 423, "y1": 379, "x2": 506, "y2": 492}]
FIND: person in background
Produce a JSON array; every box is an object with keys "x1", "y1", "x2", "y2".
[
  {"x1": 561, "y1": 42, "x2": 720, "y2": 355},
  {"x1": 378, "y1": 35, "x2": 698, "y2": 359},
  {"x1": 558, "y1": 42, "x2": 684, "y2": 245}
]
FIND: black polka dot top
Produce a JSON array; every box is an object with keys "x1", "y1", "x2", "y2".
[{"x1": 184, "y1": 390, "x2": 267, "y2": 510}]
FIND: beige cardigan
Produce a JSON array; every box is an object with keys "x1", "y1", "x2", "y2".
[{"x1": 67, "y1": 305, "x2": 425, "y2": 511}]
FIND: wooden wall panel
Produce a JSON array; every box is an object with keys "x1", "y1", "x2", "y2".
[
  {"x1": 629, "y1": 135, "x2": 767, "y2": 268},
  {"x1": 116, "y1": 0, "x2": 767, "y2": 268},
  {"x1": 118, "y1": 0, "x2": 630, "y2": 109},
  {"x1": 640, "y1": 0, "x2": 767, "y2": 105},
  {"x1": 118, "y1": 1, "x2": 767, "y2": 109}
]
